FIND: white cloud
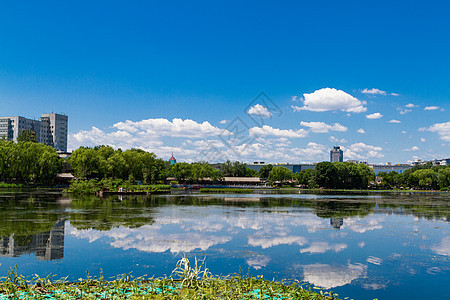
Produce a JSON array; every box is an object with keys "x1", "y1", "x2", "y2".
[
  {"x1": 419, "y1": 122, "x2": 450, "y2": 141},
  {"x1": 292, "y1": 88, "x2": 367, "y2": 113},
  {"x1": 390, "y1": 93, "x2": 399, "y2": 96},
  {"x1": 300, "y1": 242, "x2": 347, "y2": 254},
  {"x1": 300, "y1": 121, "x2": 348, "y2": 133},
  {"x1": 246, "y1": 255, "x2": 271, "y2": 270},
  {"x1": 405, "y1": 103, "x2": 418, "y2": 108},
  {"x1": 361, "y1": 88, "x2": 386, "y2": 95},
  {"x1": 402, "y1": 130, "x2": 407, "y2": 134},
  {"x1": 343, "y1": 143, "x2": 384, "y2": 160},
  {"x1": 403, "y1": 146, "x2": 420, "y2": 151},
  {"x1": 249, "y1": 125, "x2": 308, "y2": 138},
  {"x1": 343, "y1": 217, "x2": 384, "y2": 233},
  {"x1": 421, "y1": 138, "x2": 426, "y2": 142},
  {"x1": 69, "y1": 118, "x2": 232, "y2": 159},
  {"x1": 290, "y1": 142, "x2": 328, "y2": 162},
  {"x1": 302, "y1": 263, "x2": 367, "y2": 289},
  {"x1": 431, "y1": 236, "x2": 450, "y2": 256},
  {"x1": 366, "y1": 256, "x2": 383, "y2": 265},
  {"x1": 219, "y1": 120, "x2": 228, "y2": 124},
  {"x1": 366, "y1": 112, "x2": 383, "y2": 119},
  {"x1": 357, "y1": 128, "x2": 366, "y2": 134},
  {"x1": 329, "y1": 136, "x2": 348, "y2": 143},
  {"x1": 113, "y1": 118, "x2": 231, "y2": 138},
  {"x1": 248, "y1": 235, "x2": 307, "y2": 249},
  {"x1": 399, "y1": 109, "x2": 411, "y2": 115},
  {"x1": 389, "y1": 119, "x2": 401, "y2": 123},
  {"x1": 424, "y1": 106, "x2": 440, "y2": 111},
  {"x1": 247, "y1": 104, "x2": 273, "y2": 118}
]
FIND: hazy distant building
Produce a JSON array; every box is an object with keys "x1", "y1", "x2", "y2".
[
  {"x1": 330, "y1": 146, "x2": 343, "y2": 163},
  {"x1": 0, "y1": 113, "x2": 68, "y2": 152}
]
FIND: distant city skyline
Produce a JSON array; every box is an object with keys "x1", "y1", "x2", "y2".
[{"x1": 0, "y1": 1, "x2": 449, "y2": 164}]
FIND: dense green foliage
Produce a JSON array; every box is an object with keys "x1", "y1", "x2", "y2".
[
  {"x1": 69, "y1": 146, "x2": 170, "y2": 184},
  {"x1": 171, "y1": 162, "x2": 223, "y2": 183},
  {"x1": 221, "y1": 160, "x2": 258, "y2": 177},
  {"x1": 16, "y1": 129, "x2": 37, "y2": 143},
  {"x1": 295, "y1": 162, "x2": 376, "y2": 189},
  {"x1": 378, "y1": 164, "x2": 450, "y2": 190},
  {"x1": 268, "y1": 166, "x2": 294, "y2": 185},
  {"x1": 257, "y1": 164, "x2": 273, "y2": 178},
  {"x1": 0, "y1": 140, "x2": 61, "y2": 184}
]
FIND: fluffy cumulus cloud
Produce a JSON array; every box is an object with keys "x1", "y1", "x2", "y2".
[
  {"x1": 357, "y1": 128, "x2": 366, "y2": 134},
  {"x1": 419, "y1": 122, "x2": 450, "y2": 141},
  {"x1": 329, "y1": 136, "x2": 347, "y2": 143},
  {"x1": 249, "y1": 125, "x2": 308, "y2": 138},
  {"x1": 300, "y1": 242, "x2": 347, "y2": 254},
  {"x1": 361, "y1": 88, "x2": 386, "y2": 95},
  {"x1": 366, "y1": 112, "x2": 383, "y2": 119},
  {"x1": 403, "y1": 146, "x2": 420, "y2": 152},
  {"x1": 300, "y1": 121, "x2": 347, "y2": 133},
  {"x1": 69, "y1": 118, "x2": 232, "y2": 157},
  {"x1": 112, "y1": 118, "x2": 229, "y2": 138},
  {"x1": 343, "y1": 143, "x2": 384, "y2": 160},
  {"x1": 247, "y1": 104, "x2": 273, "y2": 118},
  {"x1": 399, "y1": 109, "x2": 411, "y2": 115},
  {"x1": 290, "y1": 142, "x2": 328, "y2": 162},
  {"x1": 424, "y1": 106, "x2": 440, "y2": 111},
  {"x1": 246, "y1": 255, "x2": 271, "y2": 270},
  {"x1": 302, "y1": 263, "x2": 367, "y2": 289},
  {"x1": 389, "y1": 119, "x2": 401, "y2": 123},
  {"x1": 291, "y1": 88, "x2": 367, "y2": 113},
  {"x1": 406, "y1": 103, "x2": 418, "y2": 108}
]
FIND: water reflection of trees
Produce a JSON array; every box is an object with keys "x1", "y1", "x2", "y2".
[
  {"x1": 0, "y1": 191, "x2": 448, "y2": 237},
  {"x1": 0, "y1": 191, "x2": 63, "y2": 237},
  {"x1": 67, "y1": 195, "x2": 156, "y2": 231}
]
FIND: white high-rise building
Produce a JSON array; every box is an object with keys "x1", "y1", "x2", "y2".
[{"x1": 0, "y1": 113, "x2": 68, "y2": 152}]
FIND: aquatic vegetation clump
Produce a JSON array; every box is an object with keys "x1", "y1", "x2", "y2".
[{"x1": 0, "y1": 260, "x2": 340, "y2": 299}]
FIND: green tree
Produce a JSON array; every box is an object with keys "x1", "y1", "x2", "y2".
[
  {"x1": 314, "y1": 162, "x2": 338, "y2": 188},
  {"x1": 268, "y1": 166, "x2": 293, "y2": 185},
  {"x1": 17, "y1": 130, "x2": 37, "y2": 143},
  {"x1": 258, "y1": 164, "x2": 273, "y2": 178},
  {"x1": 296, "y1": 168, "x2": 316, "y2": 188}
]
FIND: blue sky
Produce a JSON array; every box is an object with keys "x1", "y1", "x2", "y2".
[{"x1": 1, "y1": 0, "x2": 449, "y2": 164}]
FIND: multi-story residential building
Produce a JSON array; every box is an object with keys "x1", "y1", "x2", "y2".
[
  {"x1": 0, "y1": 113, "x2": 68, "y2": 152},
  {"x1": 330, "y1": 146, "x2": 343, "y2": 163}
]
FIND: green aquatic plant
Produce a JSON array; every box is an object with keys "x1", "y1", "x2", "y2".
[{"x1": 0, "y1": 260, "x2": 340, "y2": 299}]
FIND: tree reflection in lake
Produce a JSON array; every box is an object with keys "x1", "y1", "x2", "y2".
[{"x1": 0, "y1": 190, "x2": 448, "y2": 300}]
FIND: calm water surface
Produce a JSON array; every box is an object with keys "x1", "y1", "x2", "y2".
[{"x1": 0, "y1": 189, "x2": 449, "y2": 300}]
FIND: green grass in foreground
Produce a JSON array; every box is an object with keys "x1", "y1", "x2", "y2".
[
  {"x1": 199, "y1": 188, "x2": 254, "y2": 194},
  {"x1": 0, "y1": 258, "x2": 339, "y2": 299}
]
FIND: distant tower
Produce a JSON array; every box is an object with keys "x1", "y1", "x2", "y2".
[
  {"x1": 330, "y1": 146, "x2": 343, "y2": 163},
  {"x1": 169, "y1": 153, "x2": 177, "y2": 165}
]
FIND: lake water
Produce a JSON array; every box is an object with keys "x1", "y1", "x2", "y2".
[{"x1": 0, "y1": 189, "x2": 449, "y2": 300}]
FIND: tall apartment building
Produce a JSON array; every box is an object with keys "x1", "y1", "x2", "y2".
[
  {"x1": 0, "y1": 113, "x2": 68, "y2": 152},
  {"x1": 330, "y1": 146, "x2": 343, "y2": 163}
]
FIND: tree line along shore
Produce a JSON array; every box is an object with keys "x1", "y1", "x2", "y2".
[{"x1": 0, "y1": 141, "x2": 449, "y2": 192}]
